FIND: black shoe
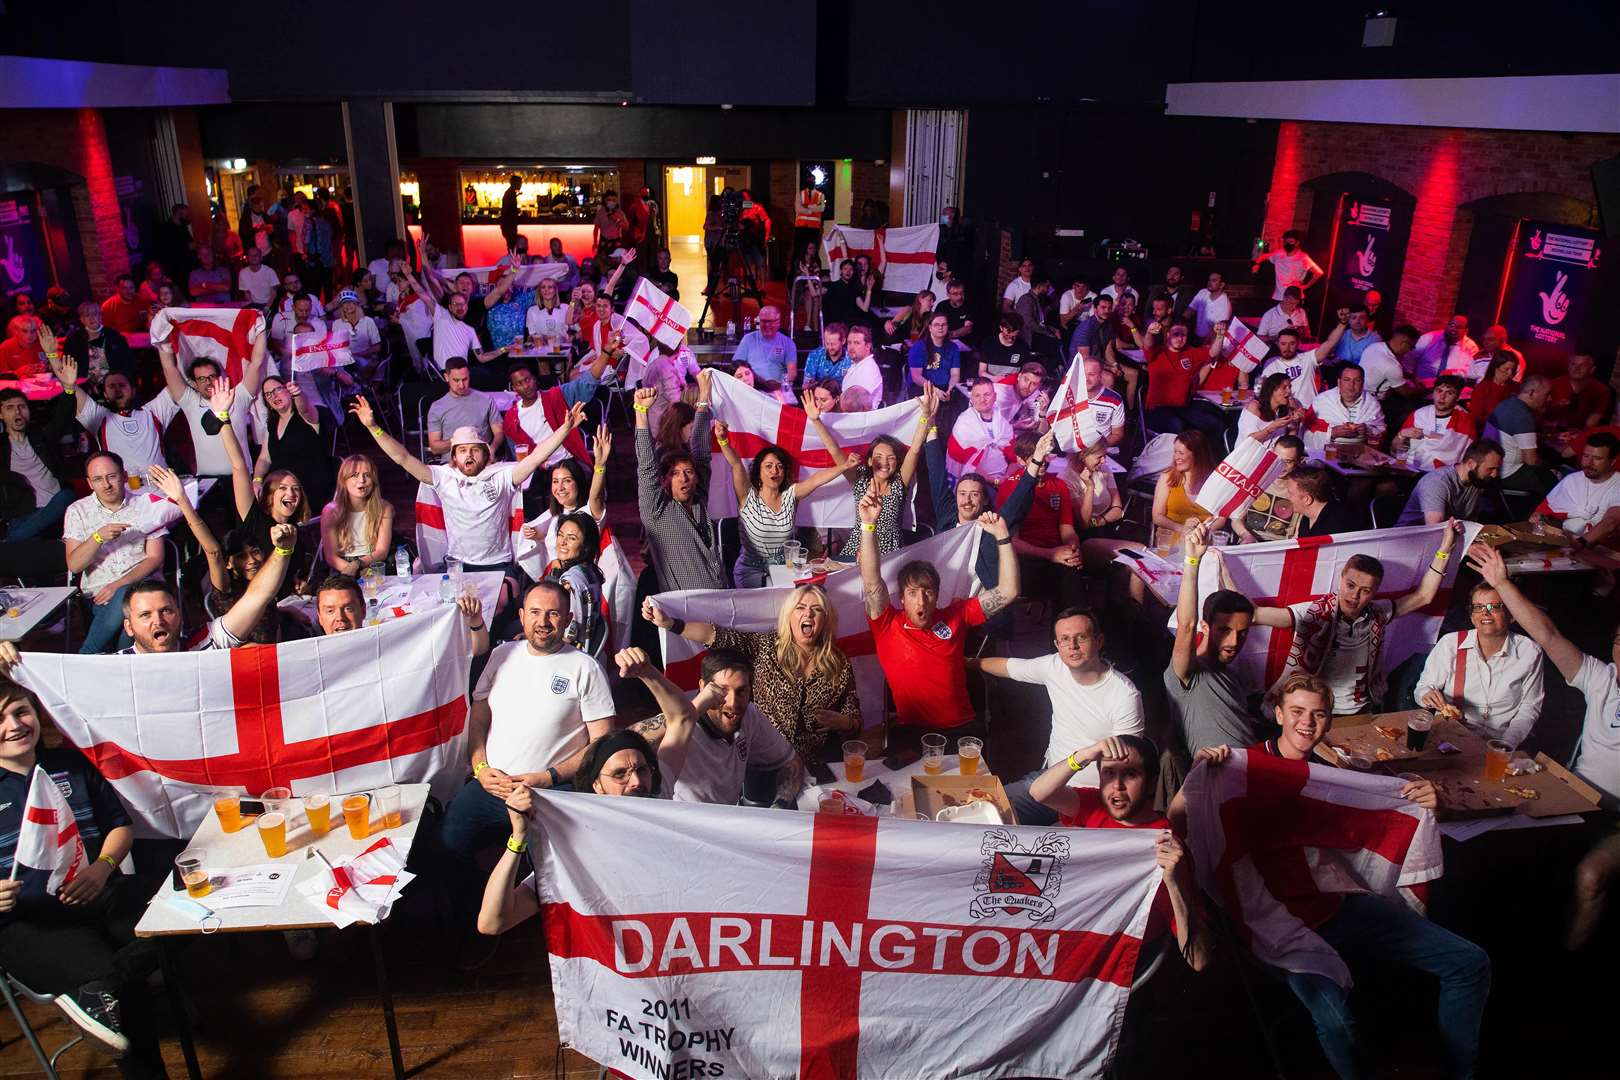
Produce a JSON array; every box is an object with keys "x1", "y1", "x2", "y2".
[{"x1": 55, "y1": 980, "x2": 130, "y2": 1056}]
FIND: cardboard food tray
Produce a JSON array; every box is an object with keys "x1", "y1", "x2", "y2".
[
  {"x1": 911, "y1": 774, "x2": 1014, "y2": 824},
  {"x1": 1318, "y1": 709, "x2": 1435, "y2": 766},
  {"x1": 1502, "y1": 521, "x2": 1574, "y2": 549}
]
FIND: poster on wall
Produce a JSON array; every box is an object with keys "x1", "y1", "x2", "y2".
[
  {"x1": 1501, "y1": 221, "x2": 1602, "y2": 373},
  {"x1": 0, "y1": 192, "x2": 53, "y2": 306},
  {"x1": 1323, "y1": 194, "x2": 1408, "y2": 328}
]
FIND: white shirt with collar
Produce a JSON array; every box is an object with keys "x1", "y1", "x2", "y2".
[
  {"x1": 1357, "y1": 341, "x2": 1409, "y2": 400},
  {"x1": 61, "y1": 492, "x2": 168, "y2": 593},
  {"x1": 1415, "y1": 629, "x2": 1545, "y2": 748},
  {"x1": 1257, "y1": 303, "x2": 1310, "y2": 340},
  {"x1": 1307, "y1": 389, "x2": 1386, "y2": 450},
  {"x1": 1411, "y1": 332, "x2": 1478, "y2": 382}
]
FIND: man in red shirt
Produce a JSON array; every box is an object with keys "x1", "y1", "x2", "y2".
[
  {"x1": 99, "y1": 275, "x2": 147, "y2": 335},
  {"x1": 1135, "y1": 320, "x2": 1227, "y2": 445},
  {"x1": 998, "y1": 430, "x2": 1083, "y2": 611},
  {"x1": 859, "y1": 485, "x2": 1018, "y2": 745},
  {"x1": 1543, "y1": 352, "x2": 1611, "y2": 442},
  {"x1": 1028, "y1": 734, "x2": 1209, "y2": 972}
]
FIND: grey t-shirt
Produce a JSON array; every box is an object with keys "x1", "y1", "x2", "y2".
[
  {"x1": 1396, "y1": 467, "x2": 1479, "y2": 527},
  {"x1": 1163, "y1": 660, "x2": 1265, "y2": 753},
  {"x1": 426, "y1": 389, "x2": 500, "y2": 459}
]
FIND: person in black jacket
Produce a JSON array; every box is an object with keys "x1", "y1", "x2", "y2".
[
  {"x1": 0, "y1": 387, "x2": 76, "y2": 540},
  {"x1": 62, "y1": 303, "x2": 133, "y2": 393}
]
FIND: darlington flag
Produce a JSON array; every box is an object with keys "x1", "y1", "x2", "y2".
[
  {"x1": 1179, "y1": 751, "x2": 1441, "y2": 987},
  {"x1": 534, "y1": 793, "x2": 1161, "y2": 1080},
  {"x1": 1045, "y1": 352, "x2": 1108, "y2": 452},
  {"x1": 823, "y1": 223, "x2": 941, "y2": 295},
  {"x1": 12, "y1": 606, "x2": 470, "y2": 839},
  {"x1": 1171, "y1": 522, "x2": 1481, "y2": 692},
  {"x1": 148, "y1": 307, "x2": 266, "y2": 382},
  {"x1": 705, "y1": 370, "x2": 924, "y2": 528},
  {"x1": 10, "y1": 766, "x2": 88, "y2": 894},
  {"x1": 656, "y1": 526, "x2": 980, "y2": 728}
]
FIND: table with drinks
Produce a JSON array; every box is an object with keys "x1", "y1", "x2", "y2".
[
  {"x1": 136, "y1": 783, "x2": 431, "y2": 1079},
  {"x1": 1195, "y1": 388, "x2": 1250, "y2": 410},
  {"x1": 1312, "y1": 708, "x2": 1602, "y2": 838},
  {"x1": 798, "y1": 733, "x2": 986, "y2": 815},
  {"x1": 279, "y1": 569, "x2": 503, "y2": 629},
  {"x1": 766, "y1": 542, "x2": 849, "y2": 588},
  {"x1": 0, "y1": 586, "x2": 77, "y2": 645}
]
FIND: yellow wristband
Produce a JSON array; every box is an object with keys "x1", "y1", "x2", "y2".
[
  {"x1": 861, "y1": 523, "x2": 877, "y2": 532},
  {"x1": 369, "y1": 426, "x2": 384, "y2": 438},
  {"x1": 633, "y1": 404, "x2": 650, "y2": 413},
  {"x1": 594, "y1": 466, "x2": 607, "y2": 474},
  {"x1": 716, "y1": 437, "x2": 729, "y2": 447},
  {"x1": 1067, "y1": 753, "x2": 1082, "y2": 772},
  {"x1": 474, "y1": 760, "x2": 489, "y2": 776},
  {"x1": 506, "y1": 835, "x2": 528, "y2": 854},
  {"x1": 62, "y1": 386, "x2": 75, "y2": 396},
  {"x1": 92, "y1": 531, "x2": 106, "y2": 544},
  {"x1": 97, "y1": 853, "x2": 118, "y2": 871},
  {"x1": 1434, "y1": 549, "x2": 1449, "y2": 560},
  {"x1": 928, "y1": 425, "x2": 938, "y2": 436},
  {"x1": 215, "y1": 410, "x2": 231, "y2": 423},
  {"x1": 1185, "y1": 556, "x2": 1200, "y2": 566},
  {"x1": 273, "y1": 545, "x2": 295, "y2": 557}
]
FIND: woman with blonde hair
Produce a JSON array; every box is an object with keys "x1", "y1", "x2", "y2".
[
  {"x1": 641, "y1": 584, "x2": 862, "y2": 760},
  {"x1": 320, "y1": 454, "x2": 397, "y2": 578}
]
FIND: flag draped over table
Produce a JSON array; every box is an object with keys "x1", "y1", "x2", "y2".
[
  {"x1": 624, "y1": 278, "x2": 691, "y2": 352},
  {"x1": 12, "y1": 606, "x2": 470, "y2": 839},
  {"x1": 290, "y1": 324, "x2": 355, "y2": 372},
  {"x1": 1179, "y1": 751, "x2": 1442, "y2": 987},
  {"x1": 1170, "y1": 523, "x2": 1481, "y2": 692},
  {"x1": 462, "y1": 262, "x2": 569, "y2": 291},
  {"x1": 534, "y1": 792, "x2": 1161, "y2": 1080},
  {"x1": 11, "y1": 766, "x2": 88, "y2": 894},
  {"x1": 1220, "y1": 316, "x2": 1270, "y2": 374},
  {"x1": 654, "y1": 525, "x2": 980, "y2": 728},
  {"x1": 823, "y1": 223, "x2": 941, "y2": 295},
  {"x1": 1045, "y1": 352, "x2": 1107, "y2": 452},
  {"x1": 704, "y1": 370, "x2": 924, "y2": 528},
  {"x1": 148, "y1": 307, "x2": 266, "y2": 382}
]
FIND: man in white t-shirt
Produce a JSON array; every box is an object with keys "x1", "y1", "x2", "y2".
[
  {"x1": 236, "y1": 246, "x2": 279, "y2": 307},
  {"x1": 978, "y1": 608, "x2": 1145, "y2": 824},
  {"x1": 1079, "y1": 355, "x2": 1126, "y2": 447},
  {"x1": 398, "y1": 266, "x2": 507, "y2": 373},
  {"x1": 1251, "y1": 528, "x2": 1461, "y2": 715},
  {"x1": 1257, "y1": 286, "x2": 1311, "y2": 342},
  {"x1": 1001, "y1": 258, "x2": 1035, "y2": 313},
  {"x1": 1467, "y1": 543, "x2": 1619, "y2": 950},
  {"x1": 154, "y1": 332, "x2": 264, "y2": 485},
  {"x1": 1058, "y1": 279, "x2": 1096, "y2": 332},
  {"x1": 1259, "y1": 320, "x2": 1347, "y2": 410},
  {"x1": 1534, "y1": 432, "x2": 1620, "y2": 545},
  {"x1": 1098, "y1": 266, "x2": 1138, "y2": 307},
  {"x1": 54, "y1": 356, "x2": 177, "y2": 476},
  {"x1": 841, "y1": 325, "x2": 885, "y2": 408},
  {"x1": 630, "y1": 646, "x2": 798, "y2": 806},
  {"x1": 1187, "y1": 271, "x2": 1233, "y2": 342},
  {"x1": 1356, "y1": 323, "x2": 1417, "y2": 403},
  {"x1": 1252, "y1": 231, "x2": 1324, "y2": 301}
]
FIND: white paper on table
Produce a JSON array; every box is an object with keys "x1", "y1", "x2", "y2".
[
  {"x1": 204, "y1": 863, "x2": 299, "y2": 909},
  {"x1": 1438, "y1": 812, "x2": 1584, "y2": 842},
  {"x1": 295, "y1": 837, "x2": 412, "y2": 927}
]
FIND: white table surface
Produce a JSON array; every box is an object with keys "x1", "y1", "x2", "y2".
[
  {"x1": 797, "y1": 753, "x2": 978, "y2": 814},
  {"x1": 135, "y1": 783, "x2": 429, "y2": 936},
  {"x1": 280, "y1": 570, "x2": 502, "y2": 627},
  {"x1": 0, "y1": 587, "x2": 76, "y2": 642}
]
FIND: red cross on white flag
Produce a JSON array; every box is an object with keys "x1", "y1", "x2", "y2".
[
  {"x1": 533, "y1": 792, "x2": 1162, "y2": 1080},
  {"x1": 290, "y1": 324, "x2": 355, "y2": 372},
  {"x1": 11, "y1": 607, "x2": 471, "y2": 838},
  {"x1": 626, "y1": 278, "x2": 692, "y2": 352}
]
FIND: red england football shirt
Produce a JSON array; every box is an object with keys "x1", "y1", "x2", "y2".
[{"x1": 870, "y1": 597, "x2": 984, "y2": 727}]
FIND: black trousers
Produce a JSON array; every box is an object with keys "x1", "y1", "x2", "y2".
[{"x1": 0, "y1": 874, "x2": 166, "y2": 1077}]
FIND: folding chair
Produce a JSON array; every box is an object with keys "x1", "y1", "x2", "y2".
[{"x1": 0, "y1": 965, "x2": 85, "y2": 1079}]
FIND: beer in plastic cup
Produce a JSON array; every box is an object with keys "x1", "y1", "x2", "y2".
[
  {"x1": 176, "y1": 850, "x2": 210, "y2": 898},
  {"x1": 921, "y1": 733, "x2": 946, "y2": 775},
  {"x1": 342, "y1": 794, "x2": 370, "y2": 839},
  {"x1": 1483, "y1": 740, "x2": 1511, "y2": 783},
  {"x1": 213, "y1": 794, "x2": 242, "y2": 834},
  {"x1": 1220, "y1": 387, "x2": 1233, "y2": 405},
  {"x1": 257, "y1": 812, "x2": 287, "y2": 858},
  {"x1": 1406, "y1": 715, "x2": 1433, "y2": 751},
  {"x1": 842, "y1": 740, "x2": 867, "y2": 783},
  {"x1": 377, "y1": 785, "x2": 403, "y2": 830},
  {"x1": 957, "y1": 736, "x2": 983, "y2": 775},
  {"x1": 303, "y1": 794, "x2": 331, "y2": 836},
  {"x1": 261, "y1": 786, "x2": 292, "y2": 815},
  {"x1": 1324, "y1": 443, "x2": 1339, "y2": 461},
  {"x1": 818, "y1": 794, "x2": 844, "y2": 815},
  {"x1": 127, "y1": 474, "x2": 143, "y2": 490}
]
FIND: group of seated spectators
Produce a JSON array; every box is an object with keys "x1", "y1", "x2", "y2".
[{"x1": 0, "y1": 216, "x2": 1617, "y2": 1080}]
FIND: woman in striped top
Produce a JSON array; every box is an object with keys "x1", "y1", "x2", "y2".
[
  {"x1": 807, "y1": 384, "x2": 937, "y2": 558},
  {"x1": 714, "y1": 424, "x2": 855, "y2": 587}
]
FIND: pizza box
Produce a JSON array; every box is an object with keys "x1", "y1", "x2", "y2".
[
  {"x1": 911, "y1": 774, "x2": 1015, "y2": 825},
  {"x1": 1317, "y1": 709, "x2": 1437, "y2": 767}
]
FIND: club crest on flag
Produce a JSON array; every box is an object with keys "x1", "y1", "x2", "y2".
[{"x1": 972, "y1": 830, "x2": 1069, "y2": 923}]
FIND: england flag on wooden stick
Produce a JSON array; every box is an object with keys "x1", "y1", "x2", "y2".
[
  {"x1": 625, "y1": 278, "x2": 691, "y2": 352},
  {"x1": 462, "y1": 262, "x2": 569, "y2": 291},
  {"x1": 148, "y1": 307, "x2": 266, "y2": 382},
  {"x1": 655, "y1": 526, "x2": 981, "y2": 728},
  {"x1": 11, "y1": 607, "x2": 470, "y2": 838},
  {"x1": 1179, "y1": 750, "x2": 1442, "y2": 987},
  {"x1": 9, "y1": 766, "x2": 88, "y2": 894},
  {"x1": 704, "y1": 370, "x2": 924, "y2": 528}
]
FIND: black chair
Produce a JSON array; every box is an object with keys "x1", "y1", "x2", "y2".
[{"x1": 1369, "y1": 492, "x2": 1408, "y2": 530}]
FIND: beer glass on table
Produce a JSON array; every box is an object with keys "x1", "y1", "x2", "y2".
[
  {"x1": 957, "y1": 737, "x2": 983, "y2": 775},
  {"x1": 842, "y1": 741, "x2": 867, "y2": 783},
  {"x1": 920, "y1": 733, "x2": 946, "y2": 775},
  {"x1": 176, "y1": 849, "x2": 211, "y2": 898}
]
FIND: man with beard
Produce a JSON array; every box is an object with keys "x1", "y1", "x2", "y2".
[
  {"x1": 1398, "y1": 439, "x2": 1503, "y2": 527},
  {"x1": 53, "y1": 356, "x2": 177, "y2": 476},
  {"x1": 1165, "y1": 522, "x2": 1263, "y2": 755},
  {"x1": 310, "y1": 574, "x2": 489, "y2": 659}
]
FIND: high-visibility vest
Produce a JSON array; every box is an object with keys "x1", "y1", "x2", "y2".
[{"x1": 795, "y1": 188, "x2": 826, "y2": 228}]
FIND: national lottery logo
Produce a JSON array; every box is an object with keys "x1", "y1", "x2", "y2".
[{"x1": 970, "y1": 829, "x2": 1069, "y2": 924}]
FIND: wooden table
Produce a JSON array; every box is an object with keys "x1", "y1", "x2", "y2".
[
  {"x1": 1194, "y1": 390, "x2": 1250, "y2": 411},
  {"x1": 136, "y1": 784, "x2": 431, "y2": 1080},
  {"x1": 1306, "y1": 446, "x2": 1420, "y2": 480},
  {"x1": 1314, "y1": 709, "x2": 1603, "y2": 828},
  {"x1": 1477, "y1": 521, "x2": 1616, "y2": 575},
  {"x1": 0, "y1": 586, "x2": 75, "y2": 645}
]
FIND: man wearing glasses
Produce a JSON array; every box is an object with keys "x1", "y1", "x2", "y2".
[
  {"x1": 974, "y1": 607, "x2": 1145, "y2": 825},
  {"x1": 1413, "y1": 579, "x2": 1545, "y2": 748}
]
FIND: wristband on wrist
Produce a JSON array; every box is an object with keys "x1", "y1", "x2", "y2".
[
  {"x1": 547, "y1": 766, "x2": 562, "y2": 788},
  {"x1": 1185, "y1": 556, "x2": 1201, "y2": 566},
  {"x1": 696, "y1": 401, "x2": 711, "y2": 410},
  {"x1": 369, "y1": 426, "x2": 384, "y2": 438},
  {"x1": 62, "y1": 386, "x2": 75, "y2": 396},
  {"x1": 996, "y1": 536, "x2": 1012, "y2": 546},
  {"x1": 1066, "y1": 753, "x2": 1083, "y2": 772},
  {"x1": 594, "y1": 465, "x2": 607, "y2": 474},
  {"x1": 215, "y1": 410, "x2": 231, "y2": 423},
  {"x1": 716, "y1": 437, "x2": 729, "y2": 447},
  {"x1": 669, "y1": 617, "x2": 686, "y2": 636},
  {"x1": 467, "y1": 622, "x2": 485, "y2": 632},
  {"x1": 474, "y1": 760, "x2": 489, "y2": 776},
  {"x1": 861, "y1": 523, "x2": 877, "y2": 533},
  {"x1": 505, "y1": 835, "x2": 528, "y2": 854},
  {"x1": 96, "y1": 853, "x2": 119, "y2": 871},
  {"x1": 273, "y1": 545, "x2": 295, "y2": 557},
  {"x1": 632, "y1": 403, "x2": 650, "y2": 413},
  {"x1": 1434, "y1": 549, "x2": 1450, "y2": 560},
  {"x1": 92, "y1": 531, "x2": 106, "y2": 544}
]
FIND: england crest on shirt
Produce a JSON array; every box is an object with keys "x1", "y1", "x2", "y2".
[
  {"x1": 550, "y1": 675, "x2": 571, "y2": 695},
  {"x1": 931, "y1": 621, "x2": 953, "y2": 640}
]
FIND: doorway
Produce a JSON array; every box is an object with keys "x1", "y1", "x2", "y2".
[{"x1": 663, "y1": 166, "x2": 707, "y2": 242}]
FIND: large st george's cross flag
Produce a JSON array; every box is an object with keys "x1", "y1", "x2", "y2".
[
  {"x1": 533, "y1": 793, "x2": 1162, "y2": 1080},
  {"x1": 11, "y1": 606, "x2": 470, "y2": 838}
]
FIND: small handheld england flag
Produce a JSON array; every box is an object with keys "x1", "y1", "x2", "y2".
[{"x1": 10, "y1": 766, "x2": 87, "y2": 894}]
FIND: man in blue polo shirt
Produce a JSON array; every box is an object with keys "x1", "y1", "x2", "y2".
[
  {"x1": 1484, "y1": 375, "x2": 1553, "y2": 496},
  {"x1": 732, "y1": 305, "x2": 796, "y2": 385},
  {"x1": 1331, "y1": 303, "x2": 1382, "y2": 364}
]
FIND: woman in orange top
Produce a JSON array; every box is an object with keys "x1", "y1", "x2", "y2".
[{"x1": 1152, "y1": 429, "x2": 1224, "y2": 549}]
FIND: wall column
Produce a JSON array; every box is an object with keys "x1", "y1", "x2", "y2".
[{"x1": 342, "y1": 98, "x2": 404, "y2": 268}]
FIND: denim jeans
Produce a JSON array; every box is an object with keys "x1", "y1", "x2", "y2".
[
  {"x1": 438, "y1": 778, "x2": 516, "y2": 930},
  {"x1": 1004, "y1": 769, "x2": 1060, "y2": 826},
  {"x1": 7, "y1": 488, "x2": 73, "y2": 541},
  {"x1": 80, "y1": 584, "x2": 134, "y2": 654},
  {"x1": 1282, "y1": 892, "x2": 1491, "y2": 1079}
]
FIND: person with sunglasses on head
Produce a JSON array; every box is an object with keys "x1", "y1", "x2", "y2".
[{"x1": 1413, "y1": 578, "x2": 1544, "y2": 748}]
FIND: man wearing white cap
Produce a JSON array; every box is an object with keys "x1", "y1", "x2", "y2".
[
  {"x1": 351, "y1": 395, "x2": 587, "y2": 607},
  {"x1": 332, "y1": 289, "x2": 382, "y2": 377}
]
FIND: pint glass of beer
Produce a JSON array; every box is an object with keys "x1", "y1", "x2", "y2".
[
  {"x1": 957, "y1": 737, "x2": 983, "y2": 775},
  {"x1": 377, "y1": 785, "x2": 403, "y2": 830},
  {"x1": 257, "y1": 812, "x2": 287, "y2": 858},
  {"x1": 921, "y1": 733, "x2": 946, "y2": 775},
  {"x1": 213, "y1": 793, "x2": 242, "y2": 834},
  {"x1": 842, "y1": 741, "x2": 867, "y2": 783},
  {"x1": 1406, "y1": 715, "x2": 1433, "y2": 751},
  {"x1": 303, "y1": 794, "x2": 331, "y2": 836},
  {"x1": 176, "y1": 849, "x2": 211, "y2": 898},
  {"x1": 1483, "y1": 740, "x2": 1511, "y2": 783},
  {"x1": 342, "y1": 794, "x2": 370, "y2": 840}
]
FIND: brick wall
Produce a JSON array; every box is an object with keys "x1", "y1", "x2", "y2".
[
  {"x1": 0, "y1": 108, "x2": 132, "y2": 297},
  {"x1": 1260, "y1": 120, "x2": 1620, "y2": 331},
  {"x1": 849, "y1": 162, "x2": 889, "y2": 225}
]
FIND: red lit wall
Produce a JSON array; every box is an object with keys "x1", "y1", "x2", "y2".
[{"x1": 1258, "y1": 121, "x2": 1620, "y2": 332}]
